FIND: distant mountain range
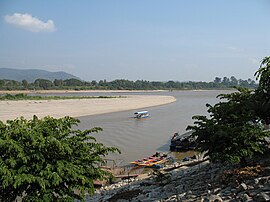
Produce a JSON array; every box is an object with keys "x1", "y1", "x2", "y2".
[{"x1": 0, "y1": 68, "x2": 80, "y2": 82}]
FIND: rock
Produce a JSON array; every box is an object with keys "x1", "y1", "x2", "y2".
[
  {"x1": 153, "y1": 190, "x2": 164, "y2": 198},
  {"x1": 231, "y1": 188, "x2": 237, "y2": 192},
  {"x1": 262, "y1": 167, "x2": 270, "y2": 175},
  {"x1": 163, "y1": 184, "x2": 174, "y2": 193},
  {"x1": 259, "y1": 176, "x2": 270, "y2": 184},
  {"x1": 254, "y1": 178, "x2": 260, "y2": 185},
  {"x1": 140, "y1": 181, "x2": 153, "y2": 186},
  {"x1": 187, "y1": 194, "x2": 197, "y2": 199},
  {"x1": 213, "y1": 188, "x2": 221, "y2": 194},
  {"x1": 254, "y1": 192, "x2": 270, "y2": 201},
  {"x1": 222, "y1": 195, "x2": 232, "y2": 201},
  {"x1": 261, "y1": 186, "x2": 270, "y2": 191},
  {"x1": 202, "y1": 195, "x2": 223, "y2": 202},
  {"x1": 186, "y1": 190, "x2": 193, "y2": 196},
  {"x1": 248, "y1": 189, "x2": 261, "y2": 197},
  {"x1": 239, "y1": 182, "x2": 248, "y2": 191},
  {"x1": 238, "y1": 193, "x2": 253, "y2": 202},
  {"x1": 178, "y1": 192, "x2": 186, "y2": 199},
  {"x1": 221, "y1": 187, "x2": 233, "y2": 196},
  {"x1": 202, "y1": 196, "x2": 210, "y2": 202},
  {"x1": 88, "y1": 155, "x2": 270, "y2": 202},
  {"x1": 129, "y1": 184, "x2": 140, "y2": 190},
  {"x1": 175, "y1": 184, "x2": 185, "y2": 192},
  {"x1": 247, "y1": 185, "x2": 254, "y2": 190}
]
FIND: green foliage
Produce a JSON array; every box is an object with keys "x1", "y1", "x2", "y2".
[
  {"x1": 187, "y1": 88, "x2": 269, "y2": 165},
  {"x1": 34, "y1": 79, "x2": 53, "y2": 90},
  {"x1": 0, "y1": 116, "x2": 120, "y2": 201},
  {"x1": 187, "y1": 56, "x2": 270, "y2": 166},
  {"x1": 0, "y1": 93, "x2": 42, "y2": 100},
  {"x1": 22, "y1": 80, "x2": 29, "y2": 89},
  {"x1": 255, "y1": 56, "x2": 270, "y2": 95},
  {"x1": 64, "y1": 78, "x2": 86, "y2": 86},
  {"x1": 53, "y1": 79, "x2": 64, "y2": 87},
  {"x1": 0, "y1": 76, "x2": 257, "y2": 91},
  {"x1": 254, "y1": 56, "x2": 270, "y2": 124}
]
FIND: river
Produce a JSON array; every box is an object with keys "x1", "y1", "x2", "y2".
[{"x1": 69, "y1": 90, "x2": 234, "y2": 165}]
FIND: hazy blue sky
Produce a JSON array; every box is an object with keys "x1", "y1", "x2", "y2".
[{"x1": 0, "y1": 0, "x2": 269, "y2": 82}]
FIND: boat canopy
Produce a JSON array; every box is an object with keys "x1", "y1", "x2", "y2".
[{"x1": 134, "y1": 111, "x2": 149, "y2": 115}]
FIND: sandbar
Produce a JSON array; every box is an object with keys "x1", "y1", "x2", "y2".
[
  {"x1": 0, "y1": 95, "x2": 176, "y2": 122},
  {"x1": 0, "y1": 90, "x2": 167, "y2": 94}
]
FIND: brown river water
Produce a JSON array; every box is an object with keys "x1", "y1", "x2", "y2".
[{"x1": 65, "y1": 90, "x2": 234, "y2": 165}]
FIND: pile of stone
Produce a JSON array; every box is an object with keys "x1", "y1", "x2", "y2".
[{"x1": 87, "y1": 156, "x2": 270, "y2": 202}]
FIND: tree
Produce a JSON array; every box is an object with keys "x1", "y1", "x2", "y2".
[
  {"x1": 5, "y1": 80, "x2": 21, "y2": 90},
  {"x1": 254, "y1": 56, "x2": 270, "y2": 125},
  {"x1": 214, "y1": 77, "x2": 222, "y2": 83},
  {"x1": 22, "y1": 80, "x2": 29, "y2": 89},
  {"x1": 255, "y1": 56, "x2": 270, "y2": 94},
  {"x1": 0, "y1": 80, "x2": 5, "y2": 90},
  {"x1": 91, "y1": 80, "x2": 97, "y2": 86},
  {"x1": 222, "y1": 77, "x2": 230, "y2": 85},
  {"x1": 53, "y1": 79, "x2": 63, "y2": 87},
  {"x1": 0, "y1": 116, "x2": 120, "y2": 201},
  {"x1": 34, "y1": 79, "x2": 53, "y2": 90},
  {"x1": 98, "y1": 80, "x2": 107, "y2": 86},
  {"x1": 166, "y1": 80, "x2": 176, "y2": 89},
  {"x1": 187, "y1": 56, "x2": 270, "y2": 166},
  {"x1": 64, "y1": 79, "x2": 83, "y2": 86},
  {"x1": 230, "y1": 76, "x2": 238, "y2": 86},
  {"x1": 187, "y1": 88, "x2": 268, "y2": 166}
]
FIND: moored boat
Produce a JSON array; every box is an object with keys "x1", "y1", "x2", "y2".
[
  {"x1": 135, "y1": 158, "x2": 167, "y2": 167},
  {"x1": 170, "y1": 131, "x2": 197, "y2": 151},
  {"x1": 130, "y1": 152, "x2": 168, "y2": 167}
]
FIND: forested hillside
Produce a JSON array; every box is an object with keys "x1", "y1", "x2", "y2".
[{"x1": 0, "y1": 68, "x2": 79, "y2": 82}]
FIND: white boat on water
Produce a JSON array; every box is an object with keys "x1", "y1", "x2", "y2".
[{"x1": 134, "y1": 111, "x2": 149, "y2": 118}]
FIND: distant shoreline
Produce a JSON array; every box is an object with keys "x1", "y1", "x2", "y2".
[
  {"x1": 0, "y1": 89, "x2": 236, "y2": 95},
  {"x1": 0, "y1": 95, "x2": 176, "y2": 122}
]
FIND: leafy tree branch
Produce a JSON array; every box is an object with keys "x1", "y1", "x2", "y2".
[{"x1": 0, "y1": 116, "x2": 120, "y2": 201}]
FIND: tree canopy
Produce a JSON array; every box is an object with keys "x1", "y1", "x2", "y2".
[
  {"x1": 254, "y1": 56, "x2": 270, "y2": 125},
  {"x1": 187, "y1": 56, "x2": 270, "y2": 166},
  {"x1": 0, "y1": 116, "x2": 120, "y2": 201}
]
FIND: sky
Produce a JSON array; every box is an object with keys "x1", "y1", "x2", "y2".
[{"x1": 0, "y1": 0, "x2": 269, "y2": 82}]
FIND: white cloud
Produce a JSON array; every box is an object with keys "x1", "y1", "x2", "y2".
[{"x1": 4, "y1": 13, "x2": 55, "y2": 32}]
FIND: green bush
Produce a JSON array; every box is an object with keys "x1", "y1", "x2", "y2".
[{"x1": 0, "y1": 116, "x2": 120, "y2": 201}]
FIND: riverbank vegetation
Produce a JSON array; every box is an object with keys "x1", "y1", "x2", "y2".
[
  {"x1": 0, "y1": 76, "x2": 257, "y2": 91},
  {"x1": 0, "y1": 116, "x2": 120, "y2": 201},
  {"x1": 0, "y1": 93, "x2": 124, "y2": 100},
  {"x1": 188, "y1": 56, "x2": 270, "y2": 166}
]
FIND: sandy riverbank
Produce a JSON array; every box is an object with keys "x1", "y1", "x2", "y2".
[
  {"x1": 0, "y1": 89, "x2": 167, "y2": 94},
  {"x1": 0, "y1": 95, "x2": 176, "y2": 122}
]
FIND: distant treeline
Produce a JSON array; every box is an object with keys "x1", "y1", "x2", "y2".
[{"x1": 0, "y1": 76, "x2": 257, "y2": 91}]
